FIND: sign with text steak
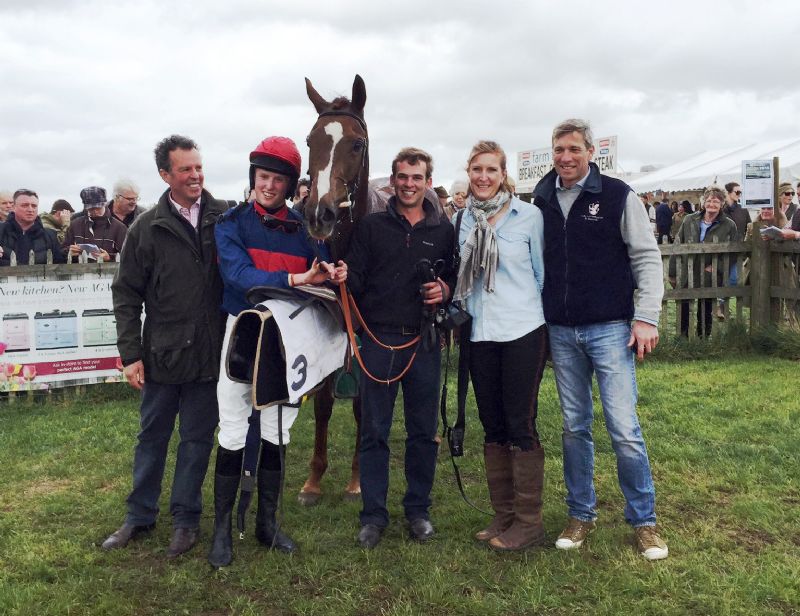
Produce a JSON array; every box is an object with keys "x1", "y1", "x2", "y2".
[{"x1": 516, "y1": 136, "x2": 618, "y2": 193}]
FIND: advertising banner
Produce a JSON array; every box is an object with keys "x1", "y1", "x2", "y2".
[
  {"x1": 517, "y1": 136, "x2": 618, "y2": 193},
  {"x1": 0, "y1": 277, "x2": 123, "y2": 392}
]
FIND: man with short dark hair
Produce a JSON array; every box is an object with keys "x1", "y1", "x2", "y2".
[
  {"x1": 41, "y1": 199, "x2": 74, "y2": 244},
  {"x1": 64, "y1": 187, "x2": 127, "y2": 262},
  {"x1": 655, "y1": 195, "x2": 673, "y2": 244},
  {"x1": 104, "y1": 135, "x2": 228, "y2": 558},
  {"x1": 533, "y1": 118, "x2": 668, "y2": 561},
  {"x1": 0, "y1": 189, "x2": 65, "y2": 265},
  {"x1": 345, "y1": 147, "x2": 455, "y2": 549}
]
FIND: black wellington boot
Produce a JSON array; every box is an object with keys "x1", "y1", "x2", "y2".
[
  {"x1": 255, "y1": 469, "x2": 297, "y2": 553},
  {"x1": 207, "y1": 448, "x2": 243, "y2": 569}
]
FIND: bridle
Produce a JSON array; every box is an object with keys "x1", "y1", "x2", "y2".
[{"x1": 314, "y1": 110, "x2": 369, "y2": 224}]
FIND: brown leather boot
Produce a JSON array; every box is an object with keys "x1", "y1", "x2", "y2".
[
  {"x1": 489, "y1": 445, "x2": 546, "y2": 551},
  {"x1": 475, "y1": 443, "x2": 514, "y2": 542}
]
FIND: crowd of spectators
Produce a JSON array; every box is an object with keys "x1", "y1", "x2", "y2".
[
  {"x1": 0, "y1": 179, "x2": 145, "y2": 266},
  {"x1": 643, "y1": 180, "x2": 800, "y2": 335}
]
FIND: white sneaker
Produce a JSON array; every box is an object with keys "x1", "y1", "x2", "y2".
[
  {"x1": 555, "y1": 517, "x2": 595, "y2": 550},
  {"x1": 635, "y1": 526, "x2": 669, "y2": 560}
]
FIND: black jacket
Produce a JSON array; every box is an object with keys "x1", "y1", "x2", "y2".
[
  {"x1": 346, "y1": 197, "x2": 455, "y2": 330},
  {"x1": 112, "y1": 189, "x2": 228, "y2": 384},
  {"x1": 0, "y1": 213, "x2": 66, "y2": 265}
]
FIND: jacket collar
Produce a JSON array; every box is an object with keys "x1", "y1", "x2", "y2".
[
  {"x1": 154, "y1": 188, "x2": 222, "y2": 226},
  {"x1": 4, "y1": 212, "x2": 44, "y2": 236},
  {"x1": 534, "y1": 162, "x2": 603, "y2": 205},
  {"x1": 387, "y1": 196, "x2": 441, "y2": 228}
]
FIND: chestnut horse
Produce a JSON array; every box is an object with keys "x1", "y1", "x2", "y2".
[{"x1": 297, "y1": 74, "x2": 374, "y2": 505}]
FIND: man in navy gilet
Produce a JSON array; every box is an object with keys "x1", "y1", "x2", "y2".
[{"x1": 533, "y1": 119, "x2": 668, "y2": 561}]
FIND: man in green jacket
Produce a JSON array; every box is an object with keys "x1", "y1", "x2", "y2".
[
  {"x1": 40, "y1": 199, "x2": 74, "y2": 244},
  {"x1": 103, "y1": 135, "x2": 228, "y2": 558}
]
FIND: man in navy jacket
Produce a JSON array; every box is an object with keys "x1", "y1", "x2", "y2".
[{"x1": 533, "y1": 119, "x2": 668, "y2": 561}]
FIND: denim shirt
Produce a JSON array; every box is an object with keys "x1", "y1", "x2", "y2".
[{"x1": 455, "y1": 196, "x2": 546, "y2": 342}]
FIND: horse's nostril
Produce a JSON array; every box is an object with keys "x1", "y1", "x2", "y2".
[{"x1": 320, "y1": 208, "x2": 336, "y2": 225}]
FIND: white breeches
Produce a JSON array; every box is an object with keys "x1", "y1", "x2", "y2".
[{"x1": 216, "y1": 316, "x2": 298, "y2": 449}]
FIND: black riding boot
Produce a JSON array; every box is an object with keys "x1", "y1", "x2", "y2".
[
  {"x1": 207, "y1": 447, "x2": 243, "y2": 569},
  {"x1": 255, "y1": 440, "x2": 297, "y2": 553}
]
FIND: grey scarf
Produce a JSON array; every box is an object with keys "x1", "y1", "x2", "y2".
[{"x1": 453, "y1": 191, "x2": 511, "y2": 301}]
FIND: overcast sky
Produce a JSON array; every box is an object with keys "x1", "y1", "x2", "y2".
[{"x1": 2, "y1": 0, "x2": 798, "y2": 207}]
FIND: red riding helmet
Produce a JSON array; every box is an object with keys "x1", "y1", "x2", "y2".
[{"x1": 249, "y1": 136, "x2": 302, "y2": 197}]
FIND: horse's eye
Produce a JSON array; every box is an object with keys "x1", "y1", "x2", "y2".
[{"x1": 353, "y1": 141, "x2": 364, "y2": 153}]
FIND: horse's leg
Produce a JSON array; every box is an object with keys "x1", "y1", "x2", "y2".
[
  {"x1": 343, "y1": 396, "x2": 361, "y2": 500},
  {"x1": 298, "y1": 377, "x2": 333, "y2": 506}
]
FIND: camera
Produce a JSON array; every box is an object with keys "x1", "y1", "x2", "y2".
[
  {"x1": 437, "y1": 303, "x2": 471, "y2": 332},
  {"x1": 415, "y1": 258, "x2": 437, "y2": 285},
  {"x1": 415, "y1": 258, "x2": 471, "y2": 332}
]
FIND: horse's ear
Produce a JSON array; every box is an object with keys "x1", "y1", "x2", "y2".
[
  {"x1": 351, "y1": 74, "x2": 366, "y2": 115},
  {"x1": 306, "y1": 77, "x2": 329, "y2": 114}
]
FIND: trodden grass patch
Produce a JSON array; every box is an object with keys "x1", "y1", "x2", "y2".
[{"x1": 0, "y1": 358, "x2": 798, "y2": 615}]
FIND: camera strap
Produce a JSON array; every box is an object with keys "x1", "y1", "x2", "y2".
[{"x1": 439, "y1": 305, "x2": 491, "y2": 517}]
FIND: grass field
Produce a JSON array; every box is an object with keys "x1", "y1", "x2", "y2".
[{"x1": 0, "y1": 356, "x2": 799, "y2": 615}]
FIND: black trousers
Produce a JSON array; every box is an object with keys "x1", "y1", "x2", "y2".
[
  {"x1": 468, "y1": 325, "x2": 549, "y2": 451},
  {"x1": 680, "y1": 299, "x2": 713, "y2": 338}
]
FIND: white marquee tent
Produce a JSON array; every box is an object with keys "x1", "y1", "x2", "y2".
[{"x1": 629, "y1": 139, "x2": 800, "y2": 193}]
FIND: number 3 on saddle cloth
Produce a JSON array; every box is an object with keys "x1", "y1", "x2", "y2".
[{"x1": 226, "y1": 285, "x2": 349, "y2": 408}]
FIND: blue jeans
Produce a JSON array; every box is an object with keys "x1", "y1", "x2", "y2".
[
  {"x1": 548, "y1": 321, "x2": 656, "y2": 527},
  {"x1": 125, "y1": 381, "x2": 218, "y2": 528},
  {"x1": 358, "y1": 333, "x2": 440, "y2": 528}
]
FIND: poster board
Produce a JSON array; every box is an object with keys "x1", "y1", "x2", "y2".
[
  {"x1": 741, "y1": 159, "x2": 775, "y2": 210},
  {"x1": 0, "y1": 276, "x2": 123, "y2": 392}
]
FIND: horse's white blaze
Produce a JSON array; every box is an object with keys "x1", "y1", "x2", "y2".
[{"x1": 316, "y1": 121, "x2": 343, "y2": 201}]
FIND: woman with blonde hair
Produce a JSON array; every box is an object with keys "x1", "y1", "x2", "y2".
[{"x1": 453, "y1": 140, "x2": 548, "y2": 551}]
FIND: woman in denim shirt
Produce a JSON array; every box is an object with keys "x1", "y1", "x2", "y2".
[{"x1": 453, "y1": 140, "x2": 547, "y2": 551}]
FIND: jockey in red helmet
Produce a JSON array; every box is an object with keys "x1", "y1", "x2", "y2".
[
  {"x1": 208, "y1": 136, "x2": 347, "y2": 569},
  {"x1": 249, "y1": 136, "x2": 303, "y2": 201}
]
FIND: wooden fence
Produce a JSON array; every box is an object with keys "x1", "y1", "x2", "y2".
[
  {"x1": 659, "y1": 223, "x2": 800, "y2": 337},
  {"x1": 2, "y1": 226, "x2": 800, "y2": 381}
]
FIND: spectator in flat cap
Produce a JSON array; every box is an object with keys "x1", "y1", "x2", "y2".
[
  {"x1": 64, "y1": 186, "x2": 127, "y2": 262},
  {"x1": 41, "y1": 199, "x2": 75, "y2": 244}
]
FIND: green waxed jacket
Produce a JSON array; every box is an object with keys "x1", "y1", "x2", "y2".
[
  {"x1": 668, "y1": 210, "x2": 739, "y2": 288},
  {"x1": 112, "y1": 189, "x2": 229, "y2": 384}
]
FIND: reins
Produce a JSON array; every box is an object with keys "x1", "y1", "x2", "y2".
[
  {"x1": 314, "y1": 109, "x2": 423, "y2": 385},
  {"x1": 337, "y1": 280, "x2": 422, "y2": 385}
]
